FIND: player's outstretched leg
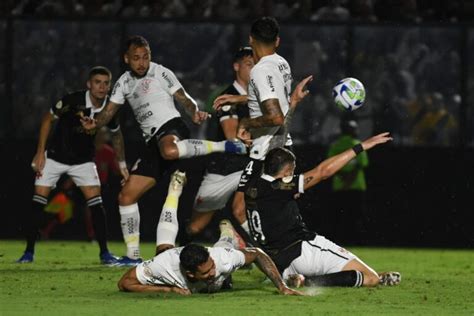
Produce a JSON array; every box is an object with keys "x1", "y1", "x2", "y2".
[
  {"x1": 214, "y1": 219, "x2": 246, "y2": 250},
  {"x1": 156, "y1": 170, "x2": 187, "y2": 255},
  {"x1": 175, "y1": 139, "x2": 247, "y2": 159}
]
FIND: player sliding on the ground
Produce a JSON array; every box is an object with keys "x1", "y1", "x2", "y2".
[
  {"x1": 238, "y1": 133, "x2": 401, "y2": 288},
  {"x1": 118, "y1": 220, "x2": 303, "y2": 296}
]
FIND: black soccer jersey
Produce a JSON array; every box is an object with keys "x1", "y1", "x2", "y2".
[
  {"x1": 206, "y1": 83, "x2": 250, "y2": 176},
  {"x1": 244, "y1": 173, "x2": 316, "y2": 271},
  {"x1": 47, "y1": 90, "x2": 119, "y2": 165}
]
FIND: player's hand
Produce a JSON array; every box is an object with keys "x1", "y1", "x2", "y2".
[
  {"x1": 213, "y1": 94, "x2": 248, "y2": 110},
  {"x1": 290, "y1": 75, "x2": 313, "y2": 109},
  {"x1": 31, "y1": 152, "x2": 46, "y2": 176},
  {"x1": 171, "y1": 287, "x2": 191, "y2": 295},
  {"x1": 120, "y1": 168, "x2": 130, "y2": 184},
  {"x1": 192, "y1": 111, "x2": 210, "y2": 125},
  {"x1": 361, "y1": 132, "x2": 393, "y2": 151},
  {"x1": 279, "y1": 285, "x2": 306, "y2": 296},
  {"x1": 80, "y1": 115, "x2": 97, "y2": 131}
]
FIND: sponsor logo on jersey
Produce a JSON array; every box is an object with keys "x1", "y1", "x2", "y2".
[
  {"x1": 137, "y1": 111, "x2": 153, "y2": 123},
  {"x1": 266, "y1": 75, "x2": 275, "y2": 92},
  {"x1": 162, "y1": 72, "x2": 174, "y2": 89}
]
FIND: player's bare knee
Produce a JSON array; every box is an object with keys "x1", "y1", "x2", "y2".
[
  {"x1": 186, "y1": 223, "x2": 201, "y2": 236},
  {"x1": 160, "y1": 146, "x2": 179, "y2": 160}
]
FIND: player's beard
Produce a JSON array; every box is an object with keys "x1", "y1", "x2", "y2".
[{"x1": 131, "y1": 67, "x2": 149, "y2": 78}]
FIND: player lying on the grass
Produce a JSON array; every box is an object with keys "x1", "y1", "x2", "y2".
[
  {"x1": 238, "y1": 133, "x2": 401, "y2": 288},
  {"x1": 118, "y1": 220, "x2": 303, "y2": 295}
]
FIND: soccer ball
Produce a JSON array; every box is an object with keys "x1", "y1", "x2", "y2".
[{"x1": 332, "y1": 77, "x2": 366, "y2": 111}]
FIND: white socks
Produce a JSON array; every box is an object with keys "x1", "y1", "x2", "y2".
[
  {"x1": 119, "y1": 203, "x2": 140, "y2": 259},
  {"x1": 176, "y1": 139, "x2": 225, "y2": 158},
  {"x1": 156, "y1": 175, "x2": 185, "y2": 247}
]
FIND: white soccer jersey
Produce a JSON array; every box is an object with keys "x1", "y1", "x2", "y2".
[
  {"x1": 247, "y1": 53, "x2": 293, "y2": 160},
  {"x1": 110, "y1": 62, "x2": 183, "y2": 142},
  {"x1": 135, "y1": 246, "x2": 246, "y2": 293}
]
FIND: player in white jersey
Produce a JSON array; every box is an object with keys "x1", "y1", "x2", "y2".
[
  {"x1": 213, "y1": 17, "x2": 312, "y2": 238},
  {"x1": 81, "y1": 36, "x2": 247, "y2": 264},
  {"x1": 118, "y1": 220, "x2": 303, "y2": 295}
]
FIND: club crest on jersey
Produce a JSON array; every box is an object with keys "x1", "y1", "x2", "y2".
[
  {"x1": 247, "y1": 188, "x2": 258, "y2": 199},
  {"x1": 141, "y1": 79, "x2": 152, "y2": 94}
]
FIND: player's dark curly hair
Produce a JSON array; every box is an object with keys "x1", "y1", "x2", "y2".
[
  {"x1": 123, "y1": 35, "x2": 150, "y2": 54},
  {"x1": 250, "y1": 16, "x2": 280, "y2": 44},
  {"x1": 180, "y1": 244, "x2": 210, "y2": 273},
  {"x1": 88, "y1": 66, "x2": 111, "y2": 80},
  {"x1": 264, "y1": 147, "x2": 296, "y2": 176}
]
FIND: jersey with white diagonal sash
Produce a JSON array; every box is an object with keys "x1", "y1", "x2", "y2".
[
  {"x1": 110, "y1": 62, "x2": 183, "y2": 142},
  {"x1": 135, "y1": 247, "x2": 245, "y2": 293},
  {"x1": 247, "y1": 53, "x2": 293, "y2": 160}
]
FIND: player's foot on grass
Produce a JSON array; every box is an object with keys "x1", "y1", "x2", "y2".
[
  {"x1": 169, "y1": 169, "x2": 187, "y2": 192},
  {"x1": 224, "y1": 139, "x2": 247, "y2": 155},
  {"x1": 379, "y1": 271, "x2": 401, "y2": 286},
  {"x1": 16, "y1": 251, "x2": 34, "y2": 263},
  {"x1": 286, "y1": 274, "x2": 305, "y2": 288},
  {"x1": 219, "y1": 219, "x2": 246, "y2": 250},
  {"x1": 117, "y1": 256, "x2": 143, "y2": 266},
  {"x1": 100, "y1": 252, "x2": 121, "y2": 266}
]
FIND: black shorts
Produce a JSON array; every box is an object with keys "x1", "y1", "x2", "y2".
[{"x1": 130, "y1": 118, "x2": 190, "y2": 180}]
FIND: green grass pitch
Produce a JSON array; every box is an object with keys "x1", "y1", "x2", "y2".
[{"x1": 1, "y1": 240, "x2": 473, "y2": 315}]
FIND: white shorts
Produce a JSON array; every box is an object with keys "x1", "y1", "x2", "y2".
[
  {"x1": 282, "y1": 235, "x2": 357, "y2": 280},
  {"x1": 193, "y1": 171, "x2": 243, "y2": 212},
  {"x1": 35, "y1": 158, "x2": 101, "y2": 187}
]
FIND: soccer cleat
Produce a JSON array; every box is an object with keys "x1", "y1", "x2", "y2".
[
  {"x1": 224, "y1": 139, "x2": 247, "y2": 155},
  {"x1": 116, "y1": 256, "x2": 143, "y2": 267},
  {"x1": 16, "y1": 251, "x2": 34, "y2": 263},
  {"x1": 169, "y1": 169, "x2": 187, "y2": 192},
  {"x1": 286, "y1": 274, "x2": 305, "y2": 288},
  {"x1": 379, "y1": 271, "x2": 401, "y2": 286},
  {"x1": 219, "y1": 219, "x2": 246, "y2": 250},
  {"x1": 100, "y1": 252, "x2": 121, "y2": 265}
]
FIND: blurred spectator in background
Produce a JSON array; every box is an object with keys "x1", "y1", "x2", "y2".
[
  {"x1": 411, "y1": 92, "x2": 458, "y2": 146},
  {"x1": 326, "y1": 118, "x2": 369, "y2": 245},
  {"x1": 310, "y1": 0, "x2": 350, "y2": 22}
]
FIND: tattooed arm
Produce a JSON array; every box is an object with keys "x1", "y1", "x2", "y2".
[
  {"x1": 81, "y1": 101, "x2": 121, "y2": 131},
  {"x1": 109, "y1": 128, "x2": 129, "y2": 181},
  {"x1": 302, "y1": 132, "x2": 393, "y2": 190},
  {"x1": 268, "y1": 75, "x2": 313, "y2": 149},
  {"x1": 241, "y1": 248, "x2": 303, "y2": 295},
  {"x1": 239, "y1": 98, "x2": 284, "y2": 131},
  {"x1": 174, "y1": 88, "x2": 209, "y2": 124}
]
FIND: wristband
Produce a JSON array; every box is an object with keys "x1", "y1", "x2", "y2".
[
  {"x1": 352, "y1": 143, "x2": 364, "y2": 155},
  {"x1": 118, "y1": 161, "x2": 127, "y2": 169}
]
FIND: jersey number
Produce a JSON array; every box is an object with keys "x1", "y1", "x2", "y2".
[{"x1": 247, "y1": 209, "x2": 266, "y2": 245}]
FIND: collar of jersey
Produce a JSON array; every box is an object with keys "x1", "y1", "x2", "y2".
[
  {"x1": 258, "y1": 53, "x2": 278, "y2": 64},
  {"x1": 232, "y1": 80, "x2": 247, "y2": 96},
  {"x1": 86, "y1": 90, "x2": 108, "y2": 113}
]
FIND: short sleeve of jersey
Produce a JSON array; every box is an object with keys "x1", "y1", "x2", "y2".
[
  {"x1": 251, "y1": 65, "x2": 280, "y2": 103},
  {"x1": 210, "y1": 247, "x2": 246, "y2": 274},
  {"x1": 110, "y1": 75, "x2": 127, "y2": 105},
  {"x1": 50, "y1": 94, "x2": 72, "y2": 118},
  {"x1": 157, "y1": 66, "x2": 182, "y2": 96}
]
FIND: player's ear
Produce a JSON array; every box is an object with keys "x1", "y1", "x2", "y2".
[
  {"x1": 123, "y1": 53, "x2": 129, "y2": 65},
  {"x1": 86, "y1": 80, "x2": 91, "y2": 90},
  {"x1": 249, "y1": 35, "x2": 254, "y2": 46},
  {"x1": 185, "y1": 271, "x2": 195, "y2": 279},
  {"x1": 275, "y1": 36, "x2": 280, "y2": 48},
  {"x1": 233, "y1": 62, "x2": 239, "y2": 72}
]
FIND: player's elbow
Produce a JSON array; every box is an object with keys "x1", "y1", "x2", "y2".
[{"x1": 271, "y1": 114, "x2": 284, "y2": 126}]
